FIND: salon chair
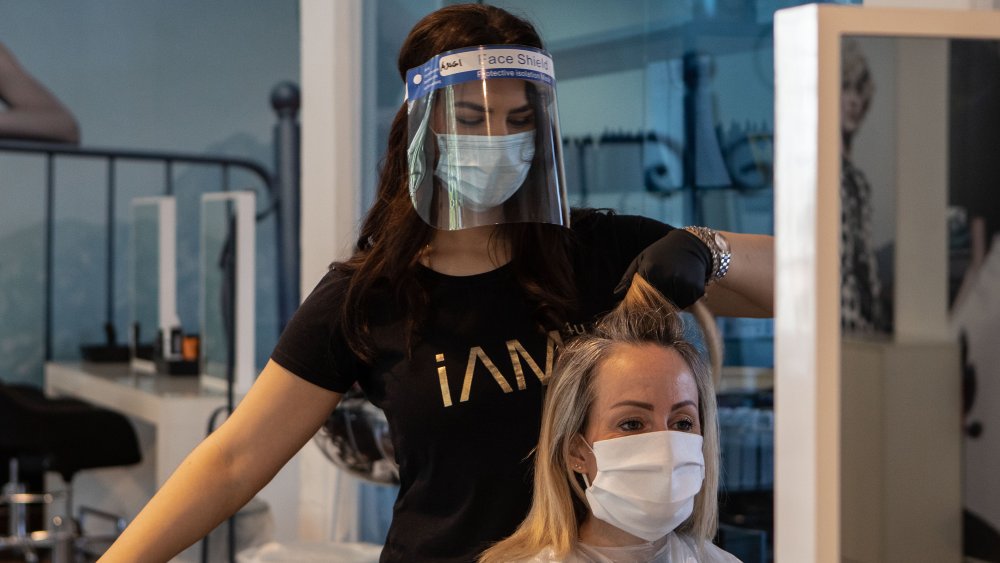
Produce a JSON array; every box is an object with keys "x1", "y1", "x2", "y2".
[
  {"x1": 0, "y1": 381, "x2": 141, "y2": 562},
  {"x1": 315, "y1": 387, "x2": 398, "y2": 486}
]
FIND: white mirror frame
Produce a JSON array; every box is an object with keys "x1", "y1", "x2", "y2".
[
  {"x1": 774, "y1": 5, "x2": 1000, "y2": 562},
  {"x1": 129, "y1": 195, "x2": 178, "y2": 373}
]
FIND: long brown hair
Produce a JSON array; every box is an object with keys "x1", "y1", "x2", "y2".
[{"x1": 333, "y1": 4, "x2": 577, "y2": 361}]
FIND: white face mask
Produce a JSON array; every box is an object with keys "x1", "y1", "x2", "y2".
[
  {"x1": 434, "y1": 131, "x2": 535, "y2": 212},
  {"x1": 582, "y1": 430, "x2": 705, "y2": 542}
]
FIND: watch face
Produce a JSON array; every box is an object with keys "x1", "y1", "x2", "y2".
[{"x1": 714, "y1": 231, "x2": 731, "y2": 253}]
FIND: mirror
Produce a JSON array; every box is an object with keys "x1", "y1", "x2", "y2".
[
  {"x1": 837, "y1": 34, "x2": 963, "y2": 563},
  {"x1": 129, "y1": 196, "x2": 177, "y2": 372},
  {"x1": 200, "y1": 191, "x2": 256, "y2": 395},
  {"x1": 775, "y1": 5, "x2": 1000, "y2": 562},
  {"x1": 838, "y1": 34, "x2": 1000, "y2": 563}
]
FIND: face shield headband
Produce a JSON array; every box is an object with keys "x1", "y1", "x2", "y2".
[{"x1": 404, "y1": 45, "x2": 570, "y2": 231}]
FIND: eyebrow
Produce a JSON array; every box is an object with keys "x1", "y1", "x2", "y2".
[
  {"x1": 609, "y1": 399, "x2": 655, "y2": 411},
  {"x1": 608, "y1": 399, "x2": 697, "y2": 412},
  {"x1": 671, "y1": 400, "x2": 697, "y2": 412},
  {"x1": 454, "y1": 101, "x2": 533, "y2": 114}
]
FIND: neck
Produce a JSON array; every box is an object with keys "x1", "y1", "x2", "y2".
[
  {"x1": 842, "y1": 130, "x2": 853, "y2": 158},
  {"x1": 578, "y1": 515, "x2": 654, "y2": 548},
  {"x1": 422, "y1": 225, "x2": 510, "y2": 276}
]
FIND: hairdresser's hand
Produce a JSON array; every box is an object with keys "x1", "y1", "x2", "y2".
[{"x1": 613, "y1": 229, "x2": 712, "y2": 310}]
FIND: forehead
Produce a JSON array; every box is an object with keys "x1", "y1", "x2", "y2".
[
  {"x1": 591, "y1": 343, "x2": 698, "y2": 408},
  {"x1": 447, "y1": 78, "x2": 529, "y2": 104}
]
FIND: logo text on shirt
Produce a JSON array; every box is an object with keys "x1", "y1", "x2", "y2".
[{"x1": 435, "y1": 330, "x2": 562, "y2": 407}]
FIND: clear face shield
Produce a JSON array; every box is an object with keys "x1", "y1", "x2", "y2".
[{"x1": 405, "y1": 45, "x2": 569, "y2": 230}]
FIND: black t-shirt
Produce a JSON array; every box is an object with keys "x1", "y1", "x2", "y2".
[{"x1": 271, "y1": 211, "x2": 673, "y2": 562}]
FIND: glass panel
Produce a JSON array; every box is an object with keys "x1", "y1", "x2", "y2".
[
  {"x1": 0, "y1": 154, "x2": 46, "y2": 385},
  {"x1": 362, "y1": 1, "x2": 860, "y2": 553},
  {"x1": 471, "y1": 4, "x2": 809, "y2": 561},
  {"x1": 51, "y1": 159, "x2": 107, "y2": 361},
  {"x1": 199, "y1": 190, "x2": 254, "y2": 392},
  {"x1": 201, "y1": 197, "x2": 237, "y2": 383}
]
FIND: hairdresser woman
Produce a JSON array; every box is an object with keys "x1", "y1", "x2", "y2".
[{"x1": 99, "y1": 4, "x2": 772, "y2": 563}]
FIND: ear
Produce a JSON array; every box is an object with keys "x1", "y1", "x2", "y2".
[{"x1": 566, "y1": 434, "x2": 590, "y2": 474}]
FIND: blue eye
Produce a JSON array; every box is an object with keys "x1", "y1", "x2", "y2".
[
  {"x1": 672, "y1": 418, "x2": 695, "y2": 433},
  {"x1": 618, "y1": 418, "x2": 643, "y2": 432}
]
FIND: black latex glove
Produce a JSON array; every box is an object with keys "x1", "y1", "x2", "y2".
[{"x1": 613, "y1": 228, "x2": 713, "y2": 309}]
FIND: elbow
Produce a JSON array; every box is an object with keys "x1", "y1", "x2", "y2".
[
  {"x1": 62, "y1": 117, "x2": 80, "y2": 144},
  {"x1": 52, "y1": 114, "x2": 80, "y2": 144}
]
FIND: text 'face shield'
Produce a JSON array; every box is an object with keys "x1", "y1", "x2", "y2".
[{"x1": 406, "y1": 45, "x2": 569, "y2": 230}]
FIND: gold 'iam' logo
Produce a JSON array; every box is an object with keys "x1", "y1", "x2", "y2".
[{"x1": 434, "y1": 330, "x2": 563, "y2": 407}]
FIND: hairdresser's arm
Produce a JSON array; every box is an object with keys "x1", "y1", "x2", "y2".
[
  {"x1": 703, "y1": 232, "x2": 774, "y2": 318},
  {"x1": 0, "y1": 41, "x2": 80, "y2": 143},
  {"x1": 616, "y1": 229, "x2": 774, "y2": 318},
  {"x1": 99, "y1": 360, "x2": 342, "y2": 563}
]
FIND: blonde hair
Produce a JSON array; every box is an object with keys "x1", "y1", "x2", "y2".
[{"x1": 480, "y1": 275, "x2": 721, "y2": 562}]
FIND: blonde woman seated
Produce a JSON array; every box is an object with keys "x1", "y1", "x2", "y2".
[{"x1": 481, "y1": 275, "x2": 739, "y2": 563}]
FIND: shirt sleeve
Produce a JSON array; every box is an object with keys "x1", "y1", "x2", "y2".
[
  {"x1": 573, "y1": 209, "x2": 675, "y2": 273},
  {"x1": 270, "y1": 268, "x2": 361, "y2": 393},
  {"x1": 611, "y1": 212, "x2": 676, "y2": 264}
]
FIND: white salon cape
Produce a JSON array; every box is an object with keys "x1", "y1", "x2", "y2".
[{"x1": 519, "y1": 532, "x2": 742, "y2": 562}]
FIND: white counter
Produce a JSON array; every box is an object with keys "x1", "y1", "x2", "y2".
[
  {"x1": 44, "y1": 362, "x2": 303, "y2": 562},
  {"x1": 45, "y1": 362, "x2": 227, "y2": 487}
]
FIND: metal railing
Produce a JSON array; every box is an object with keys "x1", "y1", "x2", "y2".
[{"x1": 0, "y1": 82, "x2": 301, "y2": 362}]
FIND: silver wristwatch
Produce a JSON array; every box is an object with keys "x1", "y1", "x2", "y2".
[{"x1": 683, "y1": 226, "x2": 732, "y2": 283}]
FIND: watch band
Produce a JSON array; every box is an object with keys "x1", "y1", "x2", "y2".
[{"x1": 683, "y1": 226, "x2": 732, "y2": 283}]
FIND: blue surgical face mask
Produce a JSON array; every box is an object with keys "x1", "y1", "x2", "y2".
[{"x1": 434, "y1": 131, "x2": 535, "y2": 212}]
